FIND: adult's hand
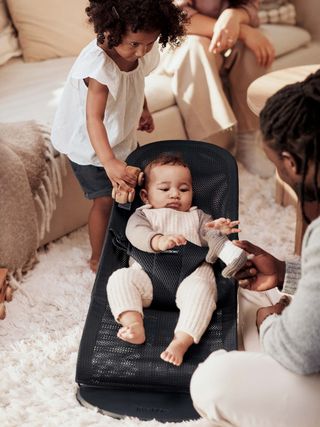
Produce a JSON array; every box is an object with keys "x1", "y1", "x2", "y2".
[
  {"x1": 239, "y1": 25, "x2": 275, "y2": 67},
  {"x1": 209, "y1": 9, "x2": 241, "y2": 53},
  {"x1": 256, "y1": 295, "x2": 291, "y2": 329},
  {"x1": 234, "y1": 240, "x2": 285, "y2": 291}
]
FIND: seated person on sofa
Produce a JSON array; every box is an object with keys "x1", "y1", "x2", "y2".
[
  {"x1": 107, "y1": 154, "x2": 247, "y2": 366},
  {"x1": 161, "y1": 0, "x2": 275, "y2": 178}
]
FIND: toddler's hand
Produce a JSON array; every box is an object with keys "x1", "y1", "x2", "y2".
[
  {"x1": 111, "y1": 165, "x2": 144, "y2": 204},
  {"x1": 104, "y1": 158, "x2": 137, "y2": 191},
  {"x1": 138, "y1": 109, "x2": 154, "y2": 133},
  {"x1": 152, "y1": 234, "x2": 187, "y2": 252},
  {"x1": 206, "y1": 218, "x2": 241, "y2": 235}
]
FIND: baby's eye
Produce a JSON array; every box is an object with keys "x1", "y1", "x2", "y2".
[
  {"x1": 158, "y1": 187, "x2": 169, "y2": 192},
  {"x1": 129, "y1": 42, "x2": 139, "y2": 48},
  {"x1": 180, "y1": 187, "x2": 190, "y2": 192}
]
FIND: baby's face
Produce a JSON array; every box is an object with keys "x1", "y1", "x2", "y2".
[{"x1": 141, "y1": 164, "x2": 193, "y2": 211}]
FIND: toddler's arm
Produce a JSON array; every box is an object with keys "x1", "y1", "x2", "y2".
[
  {"x1": 137, "y1": 97, "x2": 154, "y2": 133},
  {"x1": 86, "y1": 77, "x2": 137, "y2": 190}
]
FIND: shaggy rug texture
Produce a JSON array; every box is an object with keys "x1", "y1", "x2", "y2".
[{"x1": 0, "y1": 164, "x2": 296, "y2": 427}]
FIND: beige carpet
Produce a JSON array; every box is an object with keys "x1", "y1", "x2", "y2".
[{"x1": 0, "y1": 164, "x2": 296, "y2": 427}]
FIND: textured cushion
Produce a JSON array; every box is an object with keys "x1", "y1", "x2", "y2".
[
  {"x1": 261, "y1": 24, "x2": 311, "y2": 57},
  {"x1": 259, "y1": 1, "x2": 296, "y2": 25},
  {"x1": 6, "y1": 0, "x2": 94, "y2": 62},
  {"x1": 0, "y1": 0, "x2": 21, "y2": 65}
]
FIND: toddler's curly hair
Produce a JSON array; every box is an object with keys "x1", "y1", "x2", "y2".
[{"x1": 86, "y1": 0, "x2": 188, "y2": 49}]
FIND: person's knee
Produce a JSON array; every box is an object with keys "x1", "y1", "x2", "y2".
[
  {"x1": 107, "y1": 268, "x2": 129, "y2": 292},
  {"x1": 190, "y1": 350, "x2": 238, "y2": 418},
  {"x1": 187, "y1": 34, "x2": 211, "y2": 51}
]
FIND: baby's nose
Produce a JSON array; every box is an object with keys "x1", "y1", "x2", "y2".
[{"x1": 169, "y1": 188, "x2": 179, "y2": 198}]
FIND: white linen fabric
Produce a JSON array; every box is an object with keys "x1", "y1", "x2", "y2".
[{"x1": 51, "y1": 40, "x2": 159, "y2": 166}]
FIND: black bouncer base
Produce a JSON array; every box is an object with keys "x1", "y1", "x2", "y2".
[{"x1": 77, "y1": 386, "x2": 199, "y2": 422}]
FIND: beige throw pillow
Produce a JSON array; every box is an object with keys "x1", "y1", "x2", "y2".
[
  {"x1": 0, "y1": 0, "x2": 21, "y2": 65},
  {"x1": 6, "y1": 0, "x2": 94, "y2": 62}
]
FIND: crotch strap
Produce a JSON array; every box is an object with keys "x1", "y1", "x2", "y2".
[{"x1": 128, "y1": 242, "x2": 208, "y2": 310}]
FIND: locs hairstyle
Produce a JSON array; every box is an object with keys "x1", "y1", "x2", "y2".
[
  {"x1": 86, "y1": 0, "x2": 187, "y2": 49},
  {"x1": 260, "y1": 69, "x2": 320, "y2": 222}
]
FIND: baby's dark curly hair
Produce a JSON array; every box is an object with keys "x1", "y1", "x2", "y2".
[{"x1": 86, "y1": 0, "x2": 188, "y2": 49}]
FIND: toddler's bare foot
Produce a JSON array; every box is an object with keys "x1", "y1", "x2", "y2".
[
  {"x1": 117, "y1": 322, "x2": 146, "y2": 344},
  {"x1": 160, "y1": 334, "x2": 193, "y2": 366},
  {"x1": 89, "y1": 258, "x2": 99, "y2": 273}
]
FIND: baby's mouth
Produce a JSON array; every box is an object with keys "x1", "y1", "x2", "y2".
[{"x1": 166, "y1": 202, "x2": 180, "y2": 209}]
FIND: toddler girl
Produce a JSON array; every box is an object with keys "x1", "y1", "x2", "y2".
[
  {"x1": 51, "y1": 0, "x2": 186, "y2": 272},
  {"x1": 107, "y1": 154, "x2": 247, "y2": 366}
]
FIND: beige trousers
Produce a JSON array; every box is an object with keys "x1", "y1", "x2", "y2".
[
  {"x1": 190, "y1": 288, "x2": 320, "y2": 427},
  {"x1": 157, "y1": 35, "x2": 267, "y2": 145},
  {"x1": 107, "y1": 262, "x2": 217, "y2": 343},
  {"x1": 190, "y1": 349, "x2": 320, "y2": 427}
]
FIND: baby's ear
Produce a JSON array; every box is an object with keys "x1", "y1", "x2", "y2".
[{"x1": 140, "y1": 188, "x2": 148, "y2": 204}]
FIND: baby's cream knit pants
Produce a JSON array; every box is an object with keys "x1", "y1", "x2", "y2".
[{"x1": 107, "y1": 261, "x2": 217, "y2": 343}]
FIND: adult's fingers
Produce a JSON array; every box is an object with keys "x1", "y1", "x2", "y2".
[{"x1": 233, "y1": 240, "x2": 264, "y2": 255}]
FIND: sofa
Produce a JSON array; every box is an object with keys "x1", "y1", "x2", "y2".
[{"x1": 0, "y1": 0, "x2": 319, "y2": 270}]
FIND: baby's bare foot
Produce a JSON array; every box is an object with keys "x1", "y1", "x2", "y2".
[
  {"x1": 117, "y1": 322, "x2": 145, "y2": 344},
  {"x1": 160, "y1": 337, "x2": 192, "y2": 366}
]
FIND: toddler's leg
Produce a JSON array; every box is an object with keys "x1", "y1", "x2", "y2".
[
  {"x1": 107, "y1": 266, "x2": 152, "y2": 344},
  {"x1": 161, "y1": 264, "x2": 217, "y2": 366},
  {"x1": 88, "y1": 196, "x2": 113, "y2": 272}
]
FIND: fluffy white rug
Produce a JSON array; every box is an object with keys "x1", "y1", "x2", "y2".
[{"x1": 0, "y1": 164, "x2": 296, "y2": 427}]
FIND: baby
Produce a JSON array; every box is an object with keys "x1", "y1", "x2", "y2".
[{"x1": 107, "y1": 154, "x2": 247, "y2": 366}]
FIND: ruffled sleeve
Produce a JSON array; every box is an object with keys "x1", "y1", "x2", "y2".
[{"x1": 69, "y1": 40, "x2": 120, "y2": 100}]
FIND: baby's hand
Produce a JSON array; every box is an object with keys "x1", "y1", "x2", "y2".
[
  {"x1": 152, "y1": 234, "x2": 187, "y2": 252},
  {"x1": 138, "y1": 109, "x2": 154, "y2": 133},
  {"x1": 206, "y1": 218, "x2": 241, "y2": 235}
]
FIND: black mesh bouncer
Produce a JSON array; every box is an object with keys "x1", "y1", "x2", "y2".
[{"x1": 76, "y1": 140, "x2": 239, "y2": 422}]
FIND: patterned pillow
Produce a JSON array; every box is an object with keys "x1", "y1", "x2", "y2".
[{"x1": 258, "y1": 1, "x2": 296, "y2": 25}]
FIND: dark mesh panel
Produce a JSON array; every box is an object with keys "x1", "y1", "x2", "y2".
[
  {"x1": 76, "y1": 140, "x2": 238, "y2": 393},
  {"x1": 128, "y1": 242, "x2": 209, "y2": 309}
]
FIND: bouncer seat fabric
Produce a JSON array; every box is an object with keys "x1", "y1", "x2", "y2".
[{"x1": 75, "y1": 140, "x2": 239, "y2": 421}]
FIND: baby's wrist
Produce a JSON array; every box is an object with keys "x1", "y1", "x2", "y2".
[{"x1": 150, "y1": 234, "x2": 163, "y2": 252}]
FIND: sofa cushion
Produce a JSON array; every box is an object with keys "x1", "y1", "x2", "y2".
[
  {"x1": 6, "y1": 0, "x2": 93, "y2": 62},
  {"x1": 0, "y1": 57, "x2": 176, "y2": 126},
  {"x1": 261, "y1": 24, "x2": 311, "y2": 57},
  {"x1": 144, "y1": 74, "x2": 176, "y2": 113},
  {"x1": 0, "y1": 0, "x2": 21, "y2": 65}
]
